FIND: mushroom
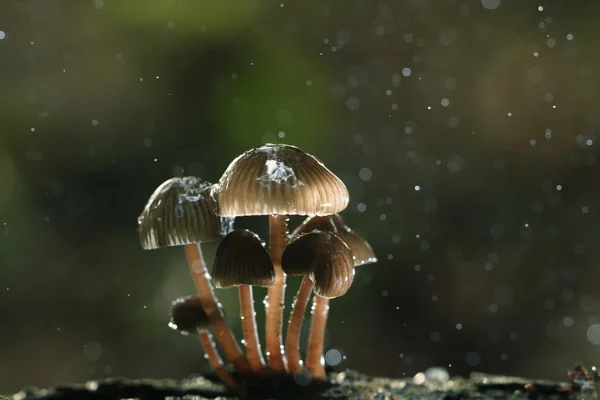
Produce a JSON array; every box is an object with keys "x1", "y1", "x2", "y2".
[
  {"x1": 284, "y1": 214, "x2": 377, "y2": 374},
  {"x1": 281, "y1": 230, "x2": 355, "y2": 379},
  {"x1": 280, "y1": 238, "x2": 316, "y2": 374},
  {"x1": 169, "y1": 296, "x2": 241, "y2": 392},
  {"x1": 217, "y1": 143, "x2": 349, "y2": 372},
  {"x1": 212, "y1": 229, "x2": 275, "y2": 373},
  {"x1": 138, "y1": 176, "x2": 250, "y2": 374}
]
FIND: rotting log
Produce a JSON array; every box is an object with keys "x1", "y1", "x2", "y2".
[{"x1": 6, "y1": 369, "x2": 599, "y2": 400}]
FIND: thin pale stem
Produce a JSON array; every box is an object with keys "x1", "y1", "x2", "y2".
[
  {"x1": 285, "y1": 275, "x2": 314, "y2": 374},
  {"x1": 266, "y1": 214, "x2": 288, "y2": 372},
  {"x1": 306, "y1": 295, "x2": 329, "y2": 380},
  {"x1": 184, "y1": 243, "x2": 251, "y2": 374},
  {"x1": 239, "y1": 284, "x2": 267, "y2": 373},
  {"x1": 198, "y1": 330, "x2": 243, "y2": 394}
]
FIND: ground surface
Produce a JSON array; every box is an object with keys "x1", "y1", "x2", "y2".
[{"x1": 6, "y1": 369, "x2": 599, "y2": 400}]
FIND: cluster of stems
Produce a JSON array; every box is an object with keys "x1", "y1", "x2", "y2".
[
  {"x1": 140, "y1": 144, "x2": 367, "y2": 394},
  {"x1": 183, "y1": 214, "x2": 331, "y2": 383}
]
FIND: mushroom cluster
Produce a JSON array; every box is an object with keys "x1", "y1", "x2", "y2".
[{"x1": 137, "y1": 143, "x2": 377, "y2": 391}]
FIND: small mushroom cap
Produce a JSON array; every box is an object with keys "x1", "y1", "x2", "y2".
[
  {"x1": 212, "y1": 229, "x2": 275, "y2": 288},
  {"x1": 217, "y1": 144, "x2": 349, "y2": 217},
  {"x1": 292, "y1": 214, "x2": 377, "y2": 266},
  {"x1": 291, "y1": 214, "x2": 345, "y2": 237},
  {"x1": 283, "y1": 231, "x2": 354, "y2": 299},
  {"x1": 281, "y1": 231, "x2": 326, "y2": 276},
  {"x1": 169, "y1": 296, "x2": 211, "y2": 335},
  {"x1": 138, "y1": 177, "x2": 233, "y2": 250},
  {"x1": 338, "y1": 229, "x2": 377, "y2": 266}
]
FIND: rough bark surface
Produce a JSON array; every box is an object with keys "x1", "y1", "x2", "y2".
[{"x1": 6, "y1": 369, "x2": 599, "y2": 400}]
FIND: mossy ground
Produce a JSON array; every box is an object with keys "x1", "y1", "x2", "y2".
[{"x1": 7, "y1": 369, "x2": 599, "y2": 400}]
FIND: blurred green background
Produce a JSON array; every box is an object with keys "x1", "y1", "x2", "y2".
[{"x1": 2, "y1": 0, "x2": 600, "y2": 393}]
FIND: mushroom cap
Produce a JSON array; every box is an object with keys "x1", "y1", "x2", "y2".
[
  {"x1": 169, "y1": 296, "x2": 211, "y2": 335},
  {"x1": 282, "y1": 231, "x2": 354, "y2": 299},
  {"x1": 338, "y1": 229, "x2": 377, "y2": 266},
  {"x1": 291, "y1": 214, "x2": 345, "y2": 237},
  {"x1": 138, "y1": 177, "x2": 233, "y2": 249},
  {"x1": 291, "y1": 214, "x2": 377, "y2": 266},
  {"x1": 217, "y1": 144, "x2": 349, "y2": 217},
  {"x1": 281, "y1": 231, "x2": 323, "y2": 276},
  {"x1": 212, "y1": 229, "x2": 275, "y2": 288}
]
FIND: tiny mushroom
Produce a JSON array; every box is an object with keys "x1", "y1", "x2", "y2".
[
  {"x1": 138, "y1": 177, "x2": 250, "y2": 374},
  {"x1": 284, "y1": 214, "x2": 377, "y2": 378},
  {"x1": 217, "y1": 143, "x2": 349, "y2": 372},
  {"x1": 282, "y1": 230, "x2": 355, "y2": 378},
  {"x1": 169, "y1": 296, "x2": 241, "y2": 392},
  {"x1": 294, "y1": 213, "x2": 378, "y2": 267},
  {"x1": 212, "y1": 229, "x2": 275, "y2": 373}
]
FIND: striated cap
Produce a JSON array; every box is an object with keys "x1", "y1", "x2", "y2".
[
  {"x1": 290, "y1": 214, "x2": 344, "y2": 238},
  {"x1": 217, "y1": 144, "x2": 349, "y2": 217},
  {"x1": 169, "y1": 296, "x2": 211, "y2": 335},
  {"x1": 291, "y1": 214, "x2": 377, "y2": 266},
  {"x1": 281, "y1": 231, "x2": 324, "y2": 276},
  {"x1": 282, "y1": 231, "x2": 354, "y2": 298},
  {"x1": 338, "y1": 229, "x2": 377, "y2": 266},
  {"x1": 290, "y1": 214, "x2": 344, "y2": 237},
  {"x1": 212, "y1": 229, "x2": 275, "y2": 288},
  {"x1": 138, "y1": 177, "x2": 233, "y2": 250}
]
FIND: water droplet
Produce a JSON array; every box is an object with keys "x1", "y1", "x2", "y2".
[
  {"x1": 465, "y1": 351, "x2": 481, "y2": 367},
  {"x1": 83, "y1": 342, "x2": 103, "y2": 361}
]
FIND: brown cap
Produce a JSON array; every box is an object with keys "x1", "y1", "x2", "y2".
[
  {"x1": 337, "y1": 229, "x2": 377, "y2": 266},
  {"x1": 291, "y1": 214, "x2": 377, "y2": 266},
  {"x1": 281, "y1": 231, "x2": 324, "y2": 276},
  {"x1": 212, "y1": 229, "x2": 275, "y2": 288},
  {"x1": 283, "y1": 231, "x2": 354, "y2": 298},
  {"x1": 138, "y1": 177, "x2": 233, "y2": 249},
  {"x1": 290, "y1": 214, "x2": 345, "y2": 237},
  {"x1": 169, "y1": 296, "x2": 211, "y2": 335},
  {"x1": 217, "y1": 144, "x2": 349, "y2": 217}
]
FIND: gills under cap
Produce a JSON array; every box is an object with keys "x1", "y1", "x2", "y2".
[
  {"x1": 138, "y1": 177, "x2": 233, "y2": 250},
  {"x1": 217, "y1": 144, "x2": 349, "y2": 217}
]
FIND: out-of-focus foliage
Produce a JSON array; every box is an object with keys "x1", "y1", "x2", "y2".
[
  {"x1": 112, "y1": 0, "x2": 265, "y2": 36},
  {"x1": 2, "y1": 0, "x2": 600, "y2": 394},
  {"x1": 209, "y1": 40, "x2": 334, "y2": 152}
]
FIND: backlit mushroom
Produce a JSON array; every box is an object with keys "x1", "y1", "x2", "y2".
[
  {"x1": 281, "y1": 230, "x2": 355, "y2": 378},
  {"x1": 280, "y1": 236, "x2": 316, "y2": 373},
  {"x1": 284, "y1": 214, "x2": 377, "y2": 373},
  {"x1": 138, "y1": 176, "x2": 250, "y2": 374},
  {"x1": 169, "y1": 296, "x2": 241, "y2": 392},
  {"x1": 212, "y1": 229, "x2": 275, "y2": 373},
  {"x1": 217, "y1": 144, "x2": 349, "y2": 372}
]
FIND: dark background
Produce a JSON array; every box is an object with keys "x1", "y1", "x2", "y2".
[{"x1": 2, "y1": 0, "x2": 600, "y2": 393}]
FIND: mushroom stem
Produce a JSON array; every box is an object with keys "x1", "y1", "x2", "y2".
[
  {"x1": 184, "y1": 243, "x2": 251, "y2": 374},
  {"x1": 306, "y1": 294, "x2": 329, "y2": 380},
  {"x1": 238, "y1": 284, "x2": 267, "y2": 372},
  {"x1": 285, "y1": 275, "x2": 314, "y2": 373},
  {"x1": 266, "y1": 214, "x2": 288, "y2": 372},
  {"x1": 198, "y1": 330, "x2": 243, "y2": 394}
]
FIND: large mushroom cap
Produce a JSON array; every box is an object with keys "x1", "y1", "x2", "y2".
[
  {"x1": 292, "y1": 214, "x2": 377, "y2": 266},
  {"x1": 138, "y1": 177, "x2": 233, "y2": 249},
  {"x1": 217, "y1": 144, "x2": 349, "y2": 217},
  {"x1": 169, "y1": 296, "x2": 212, "y2": 335},
  {"x1": 212, "y1": 229, "x2": 275, "y2": 288}
]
